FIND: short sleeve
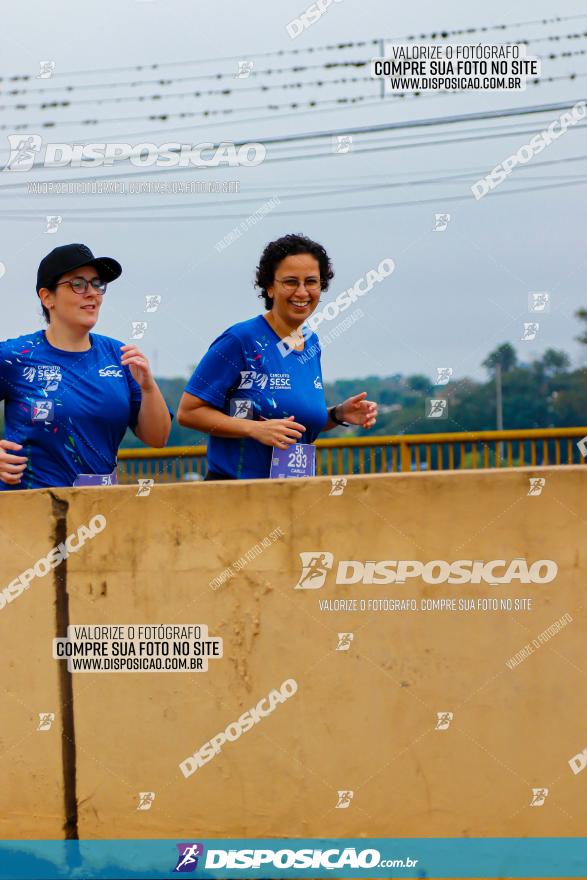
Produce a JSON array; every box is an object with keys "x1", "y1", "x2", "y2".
[
  {"x1": 184, "y1": 330, "x2": 245, "y2": 409},
  {"x1": 0, "y1": 341, "x2": 12, "y2": 402}
]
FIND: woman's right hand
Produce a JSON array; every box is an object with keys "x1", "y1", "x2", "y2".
[
  {"x1": 250, "y1": 415, "x2": 306, "y2": 450},
  {"x1": 0, "y1": 440, "x2": 28, "y2": 485}
]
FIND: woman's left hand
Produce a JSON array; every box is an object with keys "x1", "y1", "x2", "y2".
[
  {"x1": 339, "y1": 392, "x2": 378, "y2": 429},
  {"x1": 120, "y1": 344, "x2": 155, "y2": 391}
]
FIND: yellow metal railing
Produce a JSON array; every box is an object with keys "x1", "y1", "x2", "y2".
[{"x1": 117, "y1": 427, "x2": 587, "y2": 483}]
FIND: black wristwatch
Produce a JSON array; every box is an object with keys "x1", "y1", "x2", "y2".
[{"x1": 328, "y1": 404, "x2": 351, "y2": 427}]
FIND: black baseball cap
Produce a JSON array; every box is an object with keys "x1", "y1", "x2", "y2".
[{"x1": 36, "y1": 243, "x2": 122, "y2": 292}]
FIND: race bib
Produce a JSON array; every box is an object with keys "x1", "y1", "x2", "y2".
[
  {"x1": 269, "y1": 443, "x2": 316, "y2": 479},
  {"x1": 73, "y1": 468, "x2": 118, "y2": 487}
]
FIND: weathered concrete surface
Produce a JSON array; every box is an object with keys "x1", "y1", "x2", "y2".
[
  {"x1": 58, "y1": 466, "x2": 587, "y2": 840},
  {"x1": 1, "y1": 465, "x2": 586, "y2": 855},
  {"x1": 0, "y1": 490, "x2": 65, "y2": 838}
]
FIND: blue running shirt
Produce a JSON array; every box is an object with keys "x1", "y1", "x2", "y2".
[
  {"x1": 184, "y1": 314, "x2": 329, "y2": 478},
  {"x1": 0, "y1": 330, "x2": 145, "y2": 490}
]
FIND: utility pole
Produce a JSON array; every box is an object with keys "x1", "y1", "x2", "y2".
[
  {"x1": 495, "y1": 362, "x2": 504, "y2": 463},
  {"x1": 379, "y1": 38, "x2": 386, "y2": 99}
]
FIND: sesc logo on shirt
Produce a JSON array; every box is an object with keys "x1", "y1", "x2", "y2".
[
  {"x1": 23, "y1": 364, "x2": 62, "y2": 392},
  {"x1": 269, "y1": 373, "x2": 291, "y2": 390},
  {"x1": 98, "y1": 364, "x2": 123, "y2": 378}
]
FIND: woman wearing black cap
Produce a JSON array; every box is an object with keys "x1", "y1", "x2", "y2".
[{"x1": 0, "y1": 243, "x2": 172, "y2": 490}]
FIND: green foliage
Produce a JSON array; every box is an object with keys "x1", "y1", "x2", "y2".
[{"x1": 2, "y1": 346, "x2": 585, "y2": 447}]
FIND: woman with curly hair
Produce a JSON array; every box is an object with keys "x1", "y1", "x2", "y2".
[{"x1": 178, "y1": 234, "x2": 377, "y2": 480}]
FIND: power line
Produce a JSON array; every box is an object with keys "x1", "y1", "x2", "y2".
[
  {"x1": 3, "y1": 43, "x2": 587, "y2": 100},
  {"x1": 3, "y1": 152, "x2": 586, "y2": 214},
  {"x1": 1, "y1": 100, "x2": 584, "y2": 187},
  {"x1": 0, "y1": 73, "x2": 375, "y2": 112},
  {"x1": 0, "y1": 94, "x2": 375, "y2": 132},
  {"x1": 2, "y1": 13, "x2": 586, "y2": 81},
  {"x1": 49, "y1": 77, "x2": 577, "y2": 144},
  {"x1": 1, "y1": 175, "x2": 584, "y2": 221},
  {"x1": 3, "y1": 70, "x2": 586, "y2": 132},
  {"x1": 0, "y1": 60, "x2": 374, "y2": 97}
]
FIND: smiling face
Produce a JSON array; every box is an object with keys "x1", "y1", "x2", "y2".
[
  {"x1": 266, "y1": 253, "x2": 321, "y2": 329},
  {"x1": 40, "y1": 264, "x2": 104, "y2": 330}
]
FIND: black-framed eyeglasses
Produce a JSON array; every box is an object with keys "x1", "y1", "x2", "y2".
[
  {"x1": 56, "y1": 277, "x2": 108, "y2": 295},
  {"x1": 275, "y1": 277, "x2": 320, "y2": 293}
]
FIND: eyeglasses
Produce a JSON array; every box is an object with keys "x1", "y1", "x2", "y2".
[
  {"x1": 56, "y1": 277, "x2": 108, "y2": 294},
  {"x1": 275, "y1": 277, "x2": 321, "y2": 293}
]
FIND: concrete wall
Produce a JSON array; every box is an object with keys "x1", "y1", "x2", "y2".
[
  {"x1": 0, "y1": 491, "x2": 66, "y2": 838},
  {"x1": 1, "y1": 465, "x2": 585, "y2": 846}
]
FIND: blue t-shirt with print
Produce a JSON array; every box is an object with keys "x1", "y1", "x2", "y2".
[
  {"x1": 0, "y1": 330, "x2": 144, "y2": 490},
  {"x1": 184, "y1": 314, "x2": 328, "y2": 478}
]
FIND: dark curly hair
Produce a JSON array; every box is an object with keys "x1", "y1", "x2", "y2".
[{"x1": 254, "y1": 234, "x2": 334, "y2": 310}]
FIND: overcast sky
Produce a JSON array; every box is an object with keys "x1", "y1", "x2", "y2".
[{"x1": 0, "y1": 0, "x2": 586, "y2": 382}]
